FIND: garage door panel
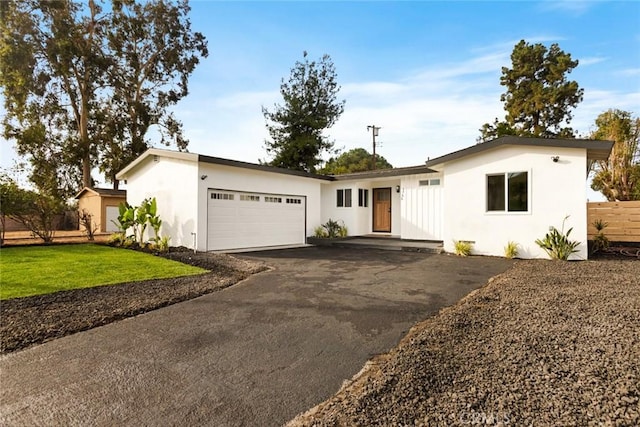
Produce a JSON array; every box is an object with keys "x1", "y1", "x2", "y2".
[{"x1": 207, "y1": 190, "x2": 306, "y2": 251}]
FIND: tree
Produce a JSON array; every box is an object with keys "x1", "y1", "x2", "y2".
[
  {"x1": 478, "y1": 40, "x2": 583, "y2": 142},
  {"x1": 0, "y1": 175, "x2": 63, "y2": 244},
  {"x1": 262, "y1": 51, "x2": 345, "y2": 173},
  {"x1": 590, "y1": 109, "x2": 640, "y2": 201},
  {"x1": 319, "y1": 148, "x2": 393, "y2": 175},
  {"x1": 100, "y1": 0, "x2": 208, "y2": 187},
  {"x1": 1, "y1": 0, "x2": 107, "y2": 196},
  {"x1": 0, "y1": 0, "x2": 207, "y2": 196}
]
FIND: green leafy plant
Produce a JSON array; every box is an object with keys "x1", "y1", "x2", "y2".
[
  {"x1": 107, "y1": 232, "x2": 125, "y2": 246},
  {"x1": 133, "y1": 198, "x2": 153, "y2": 243},
  {"x1": 321, "y1": 219, "x2": 347, "y2": 238},
  {"x1": 112, "y1": 202, "x2": 135, "y2": 239},
  {"x1": 591, "y1": 219, "x2": 610, "y2": 253},
  {"x1": 535, "y1": 216, "x2": 581, "y2": 260},
  {"x1": 156, "y1": 235, "x2": 171, "y2": 253},
  {"x1": 504, "y1": 241, "x2": 519, "y2": 259},
  {"x1": 146, "y1": 198, "x2": 162, "y2": 243},
  {"x1": 453, "y1": 240, "x2": 473, "y2": 257},
  {"x1": 314, "y1": 225, "x2": 328, "y2": 238}
]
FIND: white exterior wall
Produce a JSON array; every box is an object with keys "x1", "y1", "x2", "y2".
[
  {"x1": 196, "y1": 163, "x2": 323, "y2": 251},
  {"x1": 400, "y1": 173, "x2": 444, "y2": 240},
  {"x1": 442, "y1": 145, "x2": 589, "y2": 259},
  {"x1": 123, "y1": 156, "x2": 199, "y2": 248},
  {"x1": 320, "y1": 181, "x2": 371, "y2": 236},
  {"x1": 320, "y1": 179, "x2": 402, "y2": 236}
]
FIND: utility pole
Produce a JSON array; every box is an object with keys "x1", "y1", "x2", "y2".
[{"x1": 367, "y1": 125, "x2": 381, "y2": 170}]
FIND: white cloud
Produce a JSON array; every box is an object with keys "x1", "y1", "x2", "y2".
[
  {"x1": 579, "y1": 56, "x2": 607, "y2": 66},
  {"x1": 538, "y1": 0, "x2": 602, "y2": 15}
]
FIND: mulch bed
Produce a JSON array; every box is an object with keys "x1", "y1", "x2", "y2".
[{"x1": 0, "y1": 248, "x2": 267, "y2": 354}]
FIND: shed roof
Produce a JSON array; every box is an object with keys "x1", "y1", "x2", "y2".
[{"x1": 75, "y1": 187, "x2": 127, "y2": 199}]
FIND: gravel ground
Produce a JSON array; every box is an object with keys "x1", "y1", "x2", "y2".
[
  {"x1": 289, "y1": 259, "x2": 640, "y2": 427},
  {"x1": 0, "y1": 249, "x2": 267, "y2": 354}
]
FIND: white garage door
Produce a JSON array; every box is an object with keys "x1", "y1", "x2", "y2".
[{"x1": 207, "y1": 189, "x2": 306, "y2": 251}]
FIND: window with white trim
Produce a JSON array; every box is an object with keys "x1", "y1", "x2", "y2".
[
  {"x1": 419, "y1": 178, "x2": 441, "y2": 186},
  {"x1": 240, "y1": 194, "x2": 260, "y2": 202},
  {"x1": 487, "y1": 172, "x2": 528, "y2": 212}
]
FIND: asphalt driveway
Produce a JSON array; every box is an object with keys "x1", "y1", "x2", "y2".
[{"x1": 0, "y1": 247, "x2": 512, "y2": 426}]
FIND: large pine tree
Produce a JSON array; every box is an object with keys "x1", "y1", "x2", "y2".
[
  {"x1": 478, "y1": 40, "x2": 583, "y2": 142},
  {"x1": 262, "y1": 52, "x2": 345, "y2": 173}
]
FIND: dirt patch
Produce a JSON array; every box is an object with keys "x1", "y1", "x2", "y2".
[
  {"x1": 289, "y1": 259, "x2": 640, "y2": 427},
  {"x1": 0, "y1": 248, "x2": 267, "y2": 354}
]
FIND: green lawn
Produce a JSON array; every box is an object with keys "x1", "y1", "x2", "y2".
[{"x1": 0, "y1": 244, "x2": 207, "y2": 300}]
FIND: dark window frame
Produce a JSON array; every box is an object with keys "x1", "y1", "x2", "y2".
[
  {"x1": 486, "y1": 171, "x2": 528, "y2": 213},
  {"x1": 358, "y1": 188, "x2": 369, "y2": 207}
]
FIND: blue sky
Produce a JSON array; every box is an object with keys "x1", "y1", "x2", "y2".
[{"x1": 2, "y1": 0, "x2": 639, "y2": 200}]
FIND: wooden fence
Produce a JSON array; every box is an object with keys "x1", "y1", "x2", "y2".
[{"x1": 587, "y1": 201, "x2": 640, "y2": 242}]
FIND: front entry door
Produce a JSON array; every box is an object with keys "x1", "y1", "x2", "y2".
[{"x1": 373, "y1": 187, "x2": 392, "y2": 232}]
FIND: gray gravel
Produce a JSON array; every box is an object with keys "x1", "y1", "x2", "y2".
[{"x1": 289, "y1": 259, "x2": 640, "y2": 427}]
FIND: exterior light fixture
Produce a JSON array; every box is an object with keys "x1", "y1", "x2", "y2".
[
  {"x1": 551, "y1": 156, "x2": 559, "y2": 163},
  {"x1": 396, "y1": 185, "x2": 400, "y2": 193},
  {"x1": 200, "y1": 174, "x2": 208, "y2": 180}
]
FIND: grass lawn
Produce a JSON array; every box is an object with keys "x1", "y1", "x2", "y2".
[{"x1": 0, "y1": 244, "x2": 207, "y2": 300}]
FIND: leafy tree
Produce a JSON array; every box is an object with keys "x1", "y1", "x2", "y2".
[
  {"x1": 478, "y1": 40, "x2": 583, "y2": 142},
  {"x1": 262, "y1": 51, "x2": 345, "y2": 172},
  {"x1": 590, "y1": 109, "x2": 640, "y2": 201},
  {"x1": 0, "y1": 0, "x2": 107, "y2": 196},
  {"x1": 100, "y1": 0, "x2": 208, "y2": 187},
  {"x1": 319, "y1": 148, "x2": 393, "y2": 175},
  {"x1": 0, "y1": 175, "x2": 64, "y2": 244},
  {"x1": 0, "y1": 0, "x2": 208, "y2": 195}
]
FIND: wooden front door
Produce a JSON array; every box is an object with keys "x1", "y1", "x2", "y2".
[{"x1": 373, "y1": 187, "x2": 392, "y2": 232}]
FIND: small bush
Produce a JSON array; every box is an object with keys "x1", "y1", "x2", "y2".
[
  {"x1": 453, "y1": 240, "x2": 473, "y2": 257},
  {"x1": 504, "y1": 241, "x2": 519, "y2": 259},
  {"x1": 156, "y1": 235, "x2": 171, "y2": 253},
  {"x1": 107, "y1": 232, "x2": 125, "y2": 246},
  {"x1": 317, "y1": 219, "x2": 347, "y2": 238},
  {"x1": 79, "y1": 209, "x2": 99, "y2": 241},
  {"x1": 591, "y1": 219, "x2": 610, "y2": 254},
  {"x1": 314, "y1": 225, "x2": 328, "y2": 238},
  {"x1": 535, "y1": 216, "x2": 580, "y2": 260}
]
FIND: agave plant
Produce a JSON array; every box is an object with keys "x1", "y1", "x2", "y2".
[{"x1": 535, "y1": 216, "x2": 580, "y2": 260}]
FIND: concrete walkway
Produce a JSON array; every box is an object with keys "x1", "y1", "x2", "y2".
[{"x1": 0, "y1": 247, "x2": 512, "y2": 426}]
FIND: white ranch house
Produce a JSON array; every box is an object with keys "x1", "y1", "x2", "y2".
[{"x1": 116, "y1": 136, "x2": 613, "y2": 259}]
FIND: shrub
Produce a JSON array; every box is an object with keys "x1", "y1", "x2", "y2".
[
  {"x1": 535, "y1": 216, "x2": 581, "y2": 260},
  {"x1": 159, "y1": 235, "x2": 171, "y2": 252},
  {"x1": 79, "y1": 209, "x2": 99, "y2": 241},
  {"x1": 111, "y1": 198, "x2": 163, "y2": 245},
  {"x1": 453, "y1": 240, "x2": 473, "y2": 256},
  {"x1": 320, "y1": 219, "x2": 347, "y2": 238},
  {"x1": 107, "y1": 232, "x2": 125, "y2": 246},
  {"x1": 4, "y1": 190, "x2": 64, "y2": 244},
  {"x1": 504, "y1": 241, "x2": 519, "y2": 259},
  {"x1": 314, "y1": 225, "x2": 328, "y2": 238},
  {"x1": 591, "y1": 219, "x2": 610, "y2": 253}
]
